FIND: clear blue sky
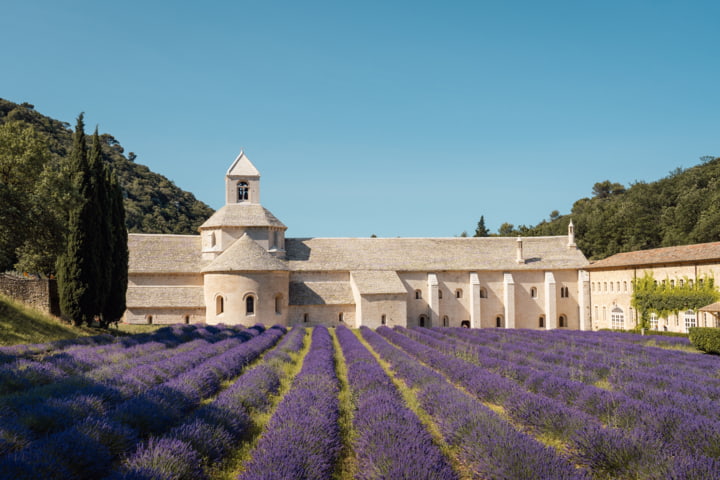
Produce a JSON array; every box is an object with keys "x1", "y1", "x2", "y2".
[{"x1": 4, "y1": 1, "x2": 719, "y2": 238}]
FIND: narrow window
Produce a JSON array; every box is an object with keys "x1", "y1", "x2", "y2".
[
  {"x1": 419, "y1": 315, "x2": 427, "y2": 327},
  {"x1": 530, "y1": 287, "x2": 537, "y2": 298},
  {"x1": 684, "y1": 310, "x2": 696, "y2": 332},
  {"x1": 539, "y1": 316, "x2": 545, "y2": 328},
  {"x1": 670, "y1": 280, "x2": 675, "y2": 288},
  {"x1": 303, "y1": 313, "x2": 309, "y2": 323},
  {"x1": 237, "y1": 181, "x2": 249, "y2": 202},
  {"x1": 455, "y1": 289, "x2": 463, "y2": 299},
  {"x1": 415, "y1": 290, "x2": 422, "y2": 300},
  {"x1": 339, "y1": 312, "x2": 344, "y2": 323},
  {"x1": 559, "y1": 315, "x2": 567, "y2": 328},
  {"x1": 216, "y1": 296, "x2": 224, "y2": 315},
  {"x1": 146, "y1": 315, "x2": 153, "y2": 325},
  {"x1": 591, "y1": 282, "x2": 595, "y2": 292},
  {"x1": 479, "y1": 288, "x2": 487, "y2": 299},
  {"x1": 442, "y1": 316, "x2": 449, "y2": 327},
  {"x1": 246, "y1": 295, "x2": 255, "y2": 315},
  {"x1": 623, "y1": 281, "x2": 628, "y2": 292},
  {"x1": 496, "y1": 316, "x2": 502, "y2": 328},
  {"x1": 438, "y1": 290, "x2": 443, "y2": 300},
  {"x1": 183, "y1": 315, "x2": 190, "y2": 324},
  {"x1": 650, "y1": 313, "x2": 658, "y2": 331},
  {"x1": 275, "y1": 295, "x2": 282, "y2": 314},
  {"x1": 381, "y1": 314, "x2": 387, "y2": 326},
  {"x1": 609, "y1": 282, "x2": 613, "y2": 292},
  {"x1": 564, "y1": 287, "x2": 570, "y2": 297}
]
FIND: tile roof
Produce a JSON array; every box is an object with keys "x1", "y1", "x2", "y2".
[
  {"x1": 351, "y1": 270, "x2": 407, "y2": 295},
  {"x1": 126, "y1": 286, "x2": 205, "y2": 308},
  {"x1": 227, "y1": 151, "x2": 260, "y2": 176},
  {"x1": 285, "y1": 236, "x2": 587, "y2": 272},
  {"x1": 289, "y1": 281, "x2": 354, "y2": 305},
  {"x1": 698, "y1": 301, "x2": 720, "y2": 314},
  {"x1": 201, "y1": 234, "x2": 289, "y2": 273},
  {"x1": 586, "y1": 241, "x2": 720, "y2": 270},
  {"x1": 199, "y1": 204, "x2": 286, "y2": 229},
  {"x1": 128, "y1": 234, "x2": 207, "y2": 273}
]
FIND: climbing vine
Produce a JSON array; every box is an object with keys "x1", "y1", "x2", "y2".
[{"x1": 631, "y1": 272, "x2": 719, "y2": 329}]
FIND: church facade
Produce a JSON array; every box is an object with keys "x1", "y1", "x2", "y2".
[{"x1": 125, "y1": 152, "x2": 592, "y2": 329}]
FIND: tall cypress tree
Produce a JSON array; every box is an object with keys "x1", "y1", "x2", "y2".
[
  {"x1": 57, "y1": 114, "x2": 91, "y2": 326},
  {"x1": 88, "y1": 128, "x2": 112, "y2": 322},
  {"x1": 102, "y1": 170, "x2": 128, "y2": 326}
]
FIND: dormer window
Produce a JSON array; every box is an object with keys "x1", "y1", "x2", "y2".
[{"x1": 237, "y1": 182, "x2": 249, "y2": 202}]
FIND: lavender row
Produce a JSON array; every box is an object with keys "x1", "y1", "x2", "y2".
[
  {"x1": 365, "y1": 327, "x2": 587, "y2": 480},
  {"x1": 397, "y1": 327, "x2": 720, "y2": 477},
  {"x1": 0, "y1": 326, "x2": 284, "y2": 479},
  {"x1": 107, "y1": 326, "x2": 307, "y2": 480},
  {"x1": 432, "y1": 327, "x2": 720, "y2": 427},
  {"x1": 335, "y1": 325, "x2": 457, "y2": 480},
  {"x1": 238, "y1": 326, "x2": 341, "y2": 480},
  {"x1": 0, "y1": 324, "x2": 251, "y2": 397},
  {"x1": 0, "y1": 327, "x2": 263, "y2": 454}
]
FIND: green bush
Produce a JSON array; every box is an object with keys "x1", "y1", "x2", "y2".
[{"x1": 688, "y1": 327, "x2": 720, "y2": 354}]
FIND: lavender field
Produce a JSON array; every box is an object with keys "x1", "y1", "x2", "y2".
[{"x1": 0, "y1": 324, "x2": 718, "y2": 480}]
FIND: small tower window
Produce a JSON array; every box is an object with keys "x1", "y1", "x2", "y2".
[
  {"x1": 415, "y1": 290, "x2": 422, "y2": 300},
  {"x1": 539, "y1": 316, "x2": 545, "y2": 328},
  {"x1": 339, "y1": 313, "x2": 344, "y2": 323},
  {"x1": 455, "y1": 289, "x2": 463, "y2": 299},
  {"x1": 275, "y1": 294, "x2": 282, "y2": 314},
  {"x1": 381, "y1": 314, "x2": 387, "y2": 326},
  {"x1": 303, "y1": 313, "x2": 309, "y2": 323},
  {"x1": 442, "y1": 316, "x2": 449, "y2": 327},
  {"x1": 237, "y1": 182, "x2": 249, "y2": 202},
  {"x1": 496, "y1": 316, "x2": 503, "y2": 328},
  {"x1": 479, "y1": 288, "x2": 487, "y2": 299},
  {"x1": 438, "y1": 290, "x2": 443, "y2": 300},
  {"x1": 246, "y1": 295, "x2": 255, "y2": 315},
  {"x1": 530, "y1": 287, "x2": 537, "y2": 298},
  {"x1": 419, "y1": 315, "x2": 427, "y2": 327},
  {"x1": 216, "y1": 296, "x2": 224, "y2": 315},
  {"x1": 559, "y1": 315, "x2": 567, "y2": 328},
  {"x1": 183, "y1": 315, "x2": 190, "y2": 324}
]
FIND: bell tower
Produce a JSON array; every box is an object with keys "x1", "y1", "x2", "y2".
[{"x1": 225, "y1": 150, "x2": 260, "y2": 205}]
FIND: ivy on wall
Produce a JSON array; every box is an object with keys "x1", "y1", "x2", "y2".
[{"x1": 631, "y1": 272, "x2": 720, "y2": 329}]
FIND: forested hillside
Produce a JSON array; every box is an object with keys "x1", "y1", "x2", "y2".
[
  {"x1": 0, "y1": 98, "x2": 214, "y2": 273},
  {"x1": 485, "y1": 157, "x2": 720, "y2": 260}
]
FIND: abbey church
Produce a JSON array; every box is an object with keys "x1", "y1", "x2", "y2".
[{"x1": 126, "y1": 152, "x2": 592, "y2": 329}]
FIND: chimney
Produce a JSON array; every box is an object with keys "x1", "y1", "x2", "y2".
[
  {"x1": 516, "y1": 237, "x2": 525, "y2": 264},
  {"x1": 568, "y1": 220, "x2": 576, "y2": 248}
]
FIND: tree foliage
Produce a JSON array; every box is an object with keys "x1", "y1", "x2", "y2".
[
  {"x1": 631, "y1": 272, "x2": 720, "y2": 330},
  {"x1": 0, "y1": 98, "x2": 214, "y2": 274},
  {"x1": 491, "y1": 157, "x2": 720, "y2": 259},
  {"x1": 474, "y1": 216, "x2": 489, "y2": 237}
]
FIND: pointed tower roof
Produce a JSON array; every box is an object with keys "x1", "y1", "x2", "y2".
[
  {"x1": 227, "y1": 150, "x2": 260, "y2": 177},
  {"x1": 202, "y1": 233, "x2": 288, "y2": 273}
]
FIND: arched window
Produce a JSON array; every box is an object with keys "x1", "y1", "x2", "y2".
[
  {"x1": 591, "y1": 282, "x2": 595, "y2": 292},
  {"x1": 461, "y1": 320, "x2": 470, "y2": 328},
  {"x1": 530, "y1": 287, "x2": 537, "y2": 298},
  {"x1": 455, "y1": 289, "x2": 463, "y2": 299},
  {"x1": 415, "y1": 290, "x2": 422, "y2": 300},
  {"x1": 539, "y1": 316, "x2": 545, "y2": 328},
  {"x1": 275, "y1": 294, "x2": 282, "y2": 314},
  {"x1": 146, "y1": 315, "x2": 153, "y2": 325},
  {"x1": 670, "y1": 279, "x2": 675, "y2": 288},
  {"x1": 604, "y1": 282, "x2": 607, "y2": 292},
  {"x1": 245, "y1": 295, "x2": 255, "y2": 315},
  {"x1": 183, "y1": 315, "x2": 190, "y2": 324},
  {"x1": 237, "y1": 182, "x2": 249, "y2": 202},
  {"x1": 479, "y1": 288, "x2": 487, "y2": 299},
  {"x1": 438, "y1": 290, "x2": 443, "y2": 300},
  {"x1": 623, "y1": 281, "x2": 628, "y2": 292},
  {"x1": 609, "y1": 282, "x2": 613, "y2": 292},
  {"x1": 381, "y1": 314, "x2": 387, "y2": 326},
  {"x1": 419, "y1": 315, "x2": 427, "y2": 327},
  {"x1": 611, "y1": 307, "x2": 624, "y2": 330},
  {"x1": 560, "y1": 286, "x2": 569, "y2": 298},
  {"x1": 496, "y1": 316, "x2": 503, "y2": 328},
  {"x1": 558, "y1": 315, "x2": 567, "y2": 328},
  {"x1": 442, "y1": 316, "x2": 449, "y2": 327},
  {"x1": 650, "y1": 313, "x2": 658, "y2": 331},
  {"x1": 683, "y1": 310, "x2": 696, "y2": 332},
  {"x1": 216, "y1": 295, "x2": 224, "y2": 315}
]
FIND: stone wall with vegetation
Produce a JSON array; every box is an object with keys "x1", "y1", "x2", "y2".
[{"x1": 0, "y1": 274, "x2": 60, "y2": 316}]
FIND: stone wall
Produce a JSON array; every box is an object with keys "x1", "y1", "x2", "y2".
[{"x1": 0, "y1": 274, "x2": 60, "y2": 316}]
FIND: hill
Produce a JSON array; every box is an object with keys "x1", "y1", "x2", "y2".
[
  {"x1": 0, "y1": 98, "x2": 214, "y2": 274},
  {"x1": 488, "y1": 157, "x2": 720, "y2": 260},
  {"x1": 0, "y1": 98, "x2": 214, "y2": 234}
]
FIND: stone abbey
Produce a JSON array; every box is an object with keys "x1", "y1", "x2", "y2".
[{"x1": 125, "y1": 152, "x2": 720, "y2": 332}]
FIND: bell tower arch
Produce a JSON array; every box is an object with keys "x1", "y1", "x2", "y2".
[{"x1": 225, "y1": 150, "x2": 260, "y2": 205}]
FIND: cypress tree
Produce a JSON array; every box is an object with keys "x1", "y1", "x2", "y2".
[
  {"x1": 102, "y1": 170, "x2": 128, "y2": 327},
  {"x1": 57, "y1": 114, "x2": 91, "y2": 326}
]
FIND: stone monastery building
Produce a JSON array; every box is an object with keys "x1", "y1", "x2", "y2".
[
  {"x1": 126, "y1": 152, "x2": 591, "y2": 329},
  {"x1": 125, "y1": 152, "x2": 720, "y2": 332}
]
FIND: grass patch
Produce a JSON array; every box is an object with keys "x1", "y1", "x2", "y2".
[{"x1": 0, "y1": 294, "x2": 96, "y2": 346}]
